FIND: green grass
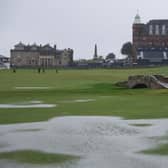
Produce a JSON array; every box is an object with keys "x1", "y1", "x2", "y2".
[
  {"x1": 1, "y1": 68, "x2": 168, "y2": 156},
  {"x1": 1, "y1": 68, "x2": 168, "y2": 124},
  {"x1": 14, "y1": 128, "x2": 42, "y2": 132},
  {"x1": 142, "y1": 144, "x2": 168, "y2": 155},
  {"x1": 129, "y1": 123, "x2": 152, "y2": 127},
  {"x1": 0, "y1": 150, "x2": 79, "y2": 164}
]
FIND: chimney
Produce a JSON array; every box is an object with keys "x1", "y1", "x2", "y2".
[{"x1": 54, "y1": 44, "x2": 57, "y2": 50}]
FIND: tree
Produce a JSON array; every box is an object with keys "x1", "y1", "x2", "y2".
[
  {"x1": 106, "y1": 53, "x2": 116, "y2": 60},
  {"x1": 121, "y1": 42, "x2": 137, "y2": 64}
]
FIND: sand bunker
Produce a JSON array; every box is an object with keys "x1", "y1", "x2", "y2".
[{"x1": 0, "y1": 101, "x2": 56, "y2": 109}]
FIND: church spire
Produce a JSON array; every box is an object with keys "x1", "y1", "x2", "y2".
[{"x1": 94, "y1": 44, "x2": 98, "y2": 59}]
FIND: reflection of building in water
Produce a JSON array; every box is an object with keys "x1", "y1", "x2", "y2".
[
  {"x1": 10, "y1": 42, "x2": 73, "y2": 68},
  {"x1": 133, "y1": 13, "x2": 168, "y2": 63}
]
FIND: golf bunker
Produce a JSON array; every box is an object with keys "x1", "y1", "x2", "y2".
[{"x1": 0, "y1": 116, "x2": 168, "y2": 168}]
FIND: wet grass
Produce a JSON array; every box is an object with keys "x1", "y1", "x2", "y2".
[
  {"x1": 0, "y1": 68, "x2": 168, "y2": 124},
  {"x1": 14, "y1": 128, "x2": 42, "y2": 132},
  {"x1": 129, "y1": 123, "x2": 153, "y2": 127},
  {"x1": 142, "y1": 144, "x2": 168, "y2": 155},
  {"x1": 0, "y1": 150, "x2": 79, "y2": 164}
]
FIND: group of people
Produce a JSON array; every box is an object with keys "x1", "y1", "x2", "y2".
[{"x1": 11, "y1": 67, "x2": 58, "y2": 73}]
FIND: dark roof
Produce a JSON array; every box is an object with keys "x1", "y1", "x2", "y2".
[
  {"x1": 42, "y1": 44, "x2": 52, "y2": 49},
  {"x1": 12, "y1": 43, "x2": 72, "y2": 56},
  {"x1": 56, "y1": 49, "x2": 64, "y2": 54},
  {"x1": 147, "y1": 20, "x2": 168, "y2": 25},
  {"x1": 31, "y1": 43, "x2": 39, "y2": 47},
  {"x1": 14, "y1": 42, "x2": 26, "y2": 47}
]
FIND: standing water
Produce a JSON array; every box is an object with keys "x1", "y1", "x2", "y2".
[{"x1": 0, "y1": 116, "x2": 168, "y2": 168}]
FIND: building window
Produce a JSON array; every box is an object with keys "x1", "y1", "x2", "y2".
[
  {"x1": 149, "y1": 25, "x2": 153, "y2": 35},
  {"x1": 155, "y1": 25, "x2": 159, "y2": 35},
  {"x1": 163, "y1": 52, "x2": 167, "y2": 59},
  {"x1": 162, "y1": 25, "x2": 166, "y2": 35}
]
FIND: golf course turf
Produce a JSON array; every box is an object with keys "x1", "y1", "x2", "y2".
[
  {"x1": 1, "y1": 68, "x2": 168, "y2": 124},
  {"x1": 0, "y1": 150, "x2": 79, "y2": 164},
  {"x1": 0, "y1": 67, "x2": 168, "y2": 157}
]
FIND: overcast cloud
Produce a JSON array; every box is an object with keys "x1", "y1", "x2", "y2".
[{"x1": 0, "y1": 0, "x2": 168, "y2": 59}]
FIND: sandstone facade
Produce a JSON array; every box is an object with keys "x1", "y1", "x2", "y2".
[{"x1": 10, "y1": 42, "x2": 73, "y2": 68}]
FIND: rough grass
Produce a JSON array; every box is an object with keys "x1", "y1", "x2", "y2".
[
  {"x1": 0, "y1": 150, "x2": 79, "y2": 164},
  {"x1": 1, "y1": 68, "x2": 168, "y2": 124}
]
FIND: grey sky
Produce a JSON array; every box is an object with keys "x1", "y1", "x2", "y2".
[{"x1": 0, "y1": 0, "x2": 168, "y2": 59}]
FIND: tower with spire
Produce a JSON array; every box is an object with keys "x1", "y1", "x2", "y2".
[
  {"x1": 132, "y1": 12, "x2": 144, "y2": 47},
  {"x1": 93, "y1": 44, "x2": 98, "y2": 59},
  {"x1": 134, "y1": 11, "x2": 141, "y2": 24}
]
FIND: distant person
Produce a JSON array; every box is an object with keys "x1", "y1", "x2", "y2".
[
  {"x1": 13, "y1": 68, "x2": 16, "y2": 73},
  {"x1": 12, "y1": 65, "x2": 16, "y2": 73},
  {"x1": 38, "y1": 67, "x2": 41, "y2": 73}
]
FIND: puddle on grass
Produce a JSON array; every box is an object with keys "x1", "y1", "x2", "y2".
[
  {"x1": 0, "y1": 117, "x2": 168, "y2": 168},
  {"x1": 0, "y1": 101, "x2": 56, "y2": 109},
  {"x1": 62, "y1": 99, "x2": 96, "y2": 103},
  {"x1": 15, "y1": 87, "x2": 52, "y2": 90},
  {"x1": 73, "y1": 99, "x2": 96, "y2": 103}
]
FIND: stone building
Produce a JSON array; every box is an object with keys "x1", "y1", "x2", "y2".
[
  {"x1": 133, "y1": 14, "x2": 168, "y2": 63},
  {"x1": 10, "y1": 42, "x2": 73, "y2": 68}
]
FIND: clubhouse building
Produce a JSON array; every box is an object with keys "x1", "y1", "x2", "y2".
[{"x1": 10, "y1": 42, "x2": 73, "y2": 68}]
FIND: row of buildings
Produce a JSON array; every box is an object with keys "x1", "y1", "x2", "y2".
[{"x1": 1, "y1": 15, "x2": 168, "y2": 68}]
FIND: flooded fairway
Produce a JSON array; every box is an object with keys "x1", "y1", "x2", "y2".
[{"x1": 0, "y1": 116, "x2": 168, "y2": 168}]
